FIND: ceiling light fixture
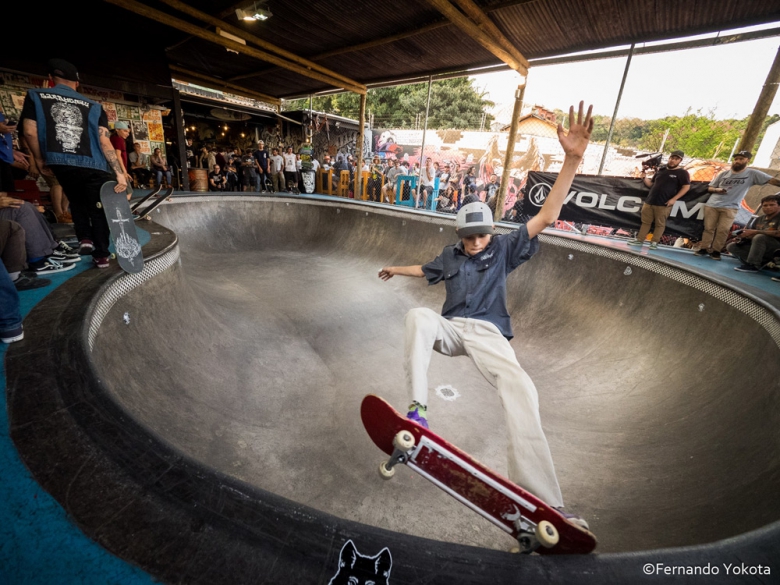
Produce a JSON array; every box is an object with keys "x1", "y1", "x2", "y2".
[{"x1": 235, "y1": 1, "x2": 272, "y2": 21}]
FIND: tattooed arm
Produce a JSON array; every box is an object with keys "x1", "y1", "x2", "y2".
[{"x1": 99, "y1": 126, "x2": 127, "y2": 193}]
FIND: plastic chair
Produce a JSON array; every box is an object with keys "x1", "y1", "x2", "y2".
[
  {"x1": 338, "y1": 170, "x2": 350, "y2": 197},
  {"x1": 395, "y1": 174, "x2": 418, "y2": 207}
]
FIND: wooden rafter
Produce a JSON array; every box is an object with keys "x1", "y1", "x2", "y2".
[
  {"x1": 158, "y1": 0, "x2": 362, "y2": 91},
  {"x1": 103, "y1": 0, "x2": 367, "y2": 94}
]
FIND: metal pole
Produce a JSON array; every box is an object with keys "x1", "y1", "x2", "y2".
[
  {"x1": 495, "y1": 83, "x2": 525, "y2": 222},
  {"x1": 727, "y1": 137, "x2": 740, "y2": 162},
  {"x1": 739, "y1": 45, "x2": 780, "y2": 154},
  {"x1": 172, "y1": 88, "x2": 189, "y2": 191},
  {"x1": 598, "y1": 43, "x2": 635, "y2": 176},
  {"x1": 354, "y1": 92, "x2": 367, "y2": 200},
  {"x1": 418, "y1": 76, "x2": 433, "y2": 204}
]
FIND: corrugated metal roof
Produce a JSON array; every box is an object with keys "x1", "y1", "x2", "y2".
[{"x1": 151, "y1": 0, "x2": 780, "y2": 98}]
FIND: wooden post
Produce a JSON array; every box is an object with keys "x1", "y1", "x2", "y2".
[
  {"x1": 169, "y1": 65, "x2": 280, "y2": 106},
  {"x1": 354, "y1": 92, "x2": 367, "y2": 200},
  {"x1": 739, "y1": 45, "x2": 780, "y2": 154},
  {"x1": 495, "y1": 84, "x2": 525, "y2": 222}
]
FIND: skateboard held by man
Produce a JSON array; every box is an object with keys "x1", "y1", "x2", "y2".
[
  {"x1": 99, "y1": 181, "x2": 144, "y2": 274},
  {"x1": 360, "y1": 394, "x2": 597, "y2": 555}
]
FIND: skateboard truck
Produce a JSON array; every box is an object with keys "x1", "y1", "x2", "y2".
[{"x1": 378, "y1": 431, "x2": 416, "y2": 479}]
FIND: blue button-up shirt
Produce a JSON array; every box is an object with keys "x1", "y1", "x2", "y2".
[{"x1": 421, "y1": 225, "x2": 539, "y2": 339}]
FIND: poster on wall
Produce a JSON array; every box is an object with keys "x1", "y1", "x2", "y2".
[
  {"x1": 147, "y1": 122, "x2": 164, "y2": 142},
  {"x1": 131, "y1": 120, "x2": 149, "y2": 141},
  {"x1": 136, "y1": 140, "x2": 151, "y2": 155},
  {"x1": 10, "y1": 92, "x2": 26, "y2": 110},
  {"x1": 142, "y1": 109, "x2": 162, "y2": 123},
  {"x1": 102, "y1": 102, "x2": 118, "y2": 123},
  {"x1": 150, "y1": 141, "x2": 166, "y2": 156},
  {"x1": 115, "y1": 104, "x2": 132, "y2": 120}
]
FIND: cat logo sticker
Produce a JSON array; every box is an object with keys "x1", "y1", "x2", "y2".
[
  {"x1": 328, "y1": 540, "x2": 393, "y2": 584},
  {"x1": 527, "y1": 181, "x2": 553, "y2": 207}
]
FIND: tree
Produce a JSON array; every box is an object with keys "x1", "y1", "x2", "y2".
[{"x1": 283, "y1": 78, "x2": 494, "y2": 130}]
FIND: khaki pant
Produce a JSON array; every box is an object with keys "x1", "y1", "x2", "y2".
[
  {"x1": 698, "y1": 206, "x2": 738, "y2": 252},
  {"x1": 404, "y1": 308, "x2": 563, "y2": 507},
  {"x1": 637, "y1": 203, "x2": 672, "y2": 243}
]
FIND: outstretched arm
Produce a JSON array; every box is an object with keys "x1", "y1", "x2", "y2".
[
  {"x1": 526, "y1": 102, "x2": 593, "y2": 239},
  {"x1": 99, "y1": 127, "x2": 128, "y2": 193},
  {"x1": 379, "y1": 265, "x2": 424, "y2": 280}
]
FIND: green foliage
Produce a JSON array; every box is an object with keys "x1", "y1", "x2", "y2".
[
  {"x1": 283, "y1": 78, "x2": 494, "y2": 130},
  {"x1": 584, "y1": 108, "x2": 780, "y2": 161}
]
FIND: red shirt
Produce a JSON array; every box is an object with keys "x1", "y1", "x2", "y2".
[{"x1": 110, "y1": 134, "x2": 128, "y2": 170}]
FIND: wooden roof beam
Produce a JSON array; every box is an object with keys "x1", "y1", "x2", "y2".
[
  {"x1": 169, "y1": 65, "x2": 281, "y2": 106},
  {"x1": 158, "y1": 0, "x2": 363, "y2": 92},
  {"x1": 103, "y1": 0, "x2": 367, "y2": 95},
  {"x1": 423, "y1": 0, "x2": 528, "y2": 75},
  {"x1": 450, "y1": 0, "x2": 530, "y2": 72}
]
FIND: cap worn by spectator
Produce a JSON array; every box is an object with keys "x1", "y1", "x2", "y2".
[
  {"x1": 456, "y1": 202, "x2": 495, "y2": 237},
  {"x1": 735, "y1": 150, "x2": 753, "y2": 159},
  {"x1": 114, "y1": 121, "x2": 129, "y2": 130},
  {"x1": 47, "y1": 58, "x2": 79, "y2": 82},
  {"x1": 670, "y1": 150, "x2": 684, "y2": 158}
]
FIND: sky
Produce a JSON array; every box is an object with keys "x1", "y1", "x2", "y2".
[{"x1": 473, "y1": 25, "x2": 780, "y2": 124}]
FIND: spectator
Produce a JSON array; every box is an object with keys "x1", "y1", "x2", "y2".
[
  {"x1": 367, "y1": 155, "x2": 383, "y2": 202},
  {"x1": 215, "y1": 149, "x2": 227, "y2": 170},
  {"x1": 628, "y1": 150, "x2": 690, "y2": 250},
  {"x1": 311, "y1": 155, "x2": 320, "y2": 173},
  {"x1": 694, "y1": 151, "x2": 780, "y2": 259},
  {"x1": 253, "y1": 140, "x2": 269, "y2": 192},
  {"x1": 333, "y1": 153, "x2": 348, "y2": 191},
  {"x1": 129, "y1": 143, "x2": 152, "y2": 188},
  {"x1": 283, "y1": 146, "x2": 297, "y2": 192},
  {"x1": 110, "y1": 122, "x2": 132, "y2": 188},
  {"x1": 419, "y1": 158, "x2": 435, "y2": 209},
  {"x1": 727, "y1": 194, "x2": 780, "y2": 273},
  {"x1": 462, "y1": 166, "x2": 477, "y2": 199},
  {"x1": 381, "y1": 159, "x2": 401, "y2": 203},
  {"x1": 240, "y1": 150, "x2": 257, "y2": 192},
  {"x1": 0, "y1": 194, "x2": 79, "y2": 273},
  {"x1": 433, "y1": 161, "x2": 441, "y2": 178},
  {"x1": 448, "y1": 163, "x2": 462, "y2": 207},
  {"x1": 208, "y1": 164, "x2": 226, "y2": 192},
  {"x1": 270, "y1": 147, "x2": 284, "y2": 192},
  {"x1": 481, "y1": 173, "x2": 500, "y2": 202},
  {"x1": 22, "y1": 58, "x2": 125, "y2": 269},
  {"x1": 207, "y1": 148, "x2": 217, "y2": 173},
  {"x1": 224, "y1": 159, "x2": 239, "y2": 192},
  {"x1": 1, "y1": 219, "x2": 46, "y2": 291},
  {"x1": 150, "y1": 147, "x2": 172, "y2": 188}
]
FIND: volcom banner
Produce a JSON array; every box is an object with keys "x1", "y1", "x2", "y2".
[{"x1": 521, "y1": 172, "x2": 712, "y2": 239}]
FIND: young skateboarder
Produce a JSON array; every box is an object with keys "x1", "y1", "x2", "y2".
[{"x1": 378, "y1": 102, "x2": 593, "y2": 524}]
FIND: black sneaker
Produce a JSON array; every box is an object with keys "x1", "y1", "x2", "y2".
[
  {"x1": 734, "y1": 263, "x2": 759, "y2": 273},
  {"x1": 710, "y1": 251, "x2": 721, "y2": 260},
  {"x1": 1, "y1": 325, "x2": 23, "y2": 344},
  {"x1": 48, "y1": 251, "x2": 81, "y2": 264},
  {"x1": 29, "y1": 258, "x2": 75, "y2": 274},
  {"x1": 14, "y1": 275, "x2": 51, "y2": 291},
  {"x1": 693, "y1": 249, "x2": 708, "y2": 257}
]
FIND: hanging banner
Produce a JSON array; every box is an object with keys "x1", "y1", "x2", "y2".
[{"x1": 521, "y1": 172, "x2": 713, "y2": 239}]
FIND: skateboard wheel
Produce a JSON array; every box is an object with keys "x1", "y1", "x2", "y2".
[
  {"x1": 393, "y1": 431, "x2": 415, "y2": 452},
  {"x1": 378, "y1": 461, "x2": 395, "y2": 480},
  {"x1": 96, "y1": 202, "x2": 103, "y2": 209},
  {"x1": 536, "y1": 520, "x2": 559, "y2": 548}
]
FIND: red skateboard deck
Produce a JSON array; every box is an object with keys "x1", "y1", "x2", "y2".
[{"x1": 360, "y1": 395, "x2": 597, "y2": 554}]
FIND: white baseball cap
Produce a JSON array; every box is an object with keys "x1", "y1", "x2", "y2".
[{"x1": 456, "y1": 202, "x2": 495, "y2": 237}]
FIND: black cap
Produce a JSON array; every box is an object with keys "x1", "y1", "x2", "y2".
[
  {"x1": 735, "y1": 150, "x2": 752, "y2": 159},
  {"x1": 670, "y1": 150, "x2": 684, "y2": 158},
  {"x1": 47, "y1": 58, "x2": 79, "y2": 82}
]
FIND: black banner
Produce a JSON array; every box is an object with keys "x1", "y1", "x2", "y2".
[{"x1": 521, "y1": 172, "x2": 712, "y2": 239}]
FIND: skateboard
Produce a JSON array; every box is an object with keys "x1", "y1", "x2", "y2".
[
  {"x1": 130, "y1": 184, "x2": 163, "y2": 212},
  {"x1": 360, "y1": 395, "x2": 597, "y2": 555},
  {"x1": 134, "y1": 187, "x2": 174, "y2": 221},
  {"x1": 99, "y1": 181, "x2": 144, "y2": 274}
]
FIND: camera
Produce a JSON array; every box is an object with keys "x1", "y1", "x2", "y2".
[{"x1": 637, "y1": 153, "x2": 663, "y2": 171}]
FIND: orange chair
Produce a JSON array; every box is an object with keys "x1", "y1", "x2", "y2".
[{"x1": 338, "y1": 170, "x2": 350, "y2": 197}]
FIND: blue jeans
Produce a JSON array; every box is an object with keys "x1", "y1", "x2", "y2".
[
  {"x1": 0, "y1": 261, "x2": 21, "y2": 333},
  {"x1": 156, "y1": 169, "x2": 172, "y2": 186}
]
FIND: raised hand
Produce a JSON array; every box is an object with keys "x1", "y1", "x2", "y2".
[{"x1": 557, "y1": 101, "x2": 594, "y2": 159}]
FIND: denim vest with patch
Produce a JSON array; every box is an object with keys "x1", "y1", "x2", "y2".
[{"x1": 27, "y1": 85, "x2": 109, "y2": 172}]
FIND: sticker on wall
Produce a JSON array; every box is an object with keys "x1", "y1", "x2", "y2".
[
  {"x1": 328, "y1": 540, "x2": 392, "y2": 585},
  {"x1": 131, "y1": 120, "x2": 149, "y2": 141}
]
